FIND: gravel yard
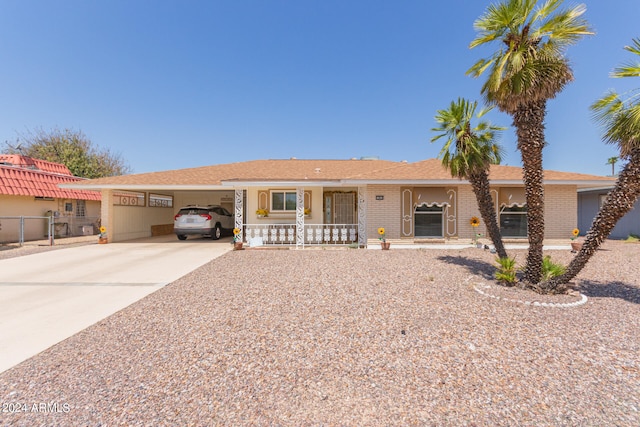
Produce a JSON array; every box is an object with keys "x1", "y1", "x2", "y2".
[{"x1": 0, "y1": 241, "x2": 638, "y2": 426}]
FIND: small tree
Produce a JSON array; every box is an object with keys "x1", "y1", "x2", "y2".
[
  {"x1": 542, "y1": 38, "x2": 640, "y2": 292},
  {"x1": 3, "y1": 127, "x2": 131, "y2": 178},
  {"x1": 606, "y1": 156, "x2": 618, "y2": 176},
  {"x1": 431, "y1": 98, "x2": 508, "y2": 258},
  {"x1": 467, "y1": 0, "x2": 592, "y2": 287}
]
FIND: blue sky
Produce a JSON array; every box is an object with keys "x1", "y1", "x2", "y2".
[{"x1": 0, "y1": 0, "x2": 638, "y2": 175}]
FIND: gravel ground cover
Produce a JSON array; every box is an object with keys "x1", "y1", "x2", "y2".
[{"x1": 0, "y1": 241, "x2": 638, "y2": 426}]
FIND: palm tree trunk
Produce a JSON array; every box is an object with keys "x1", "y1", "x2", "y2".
[
  {"x1": 541, "y1": 148, "x2": 640, "y2": 292},
  {"x1": 512, "y1": 100, "x2": 547, "y2": 285},
  {"x1": 469, "y1": 169, "x2": 508, "y2": 258}
]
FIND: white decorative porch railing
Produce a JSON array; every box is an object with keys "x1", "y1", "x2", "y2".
[{"x1": 243, "y1": 224, "x2": 358, "y2": 246}]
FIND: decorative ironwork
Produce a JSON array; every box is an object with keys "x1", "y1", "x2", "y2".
[
  {"x1": 243, "y1": 223, "x2": 357, "y2": 246},
  {"x1": 357, "y1": 187, "x2": 367, "y2": 247},
  {"x1": 296, "y1": 187, "x2": 305, "y2": 248},
  {"x1": 234, "y1": 188, "x2": 244, "y2": 242}
]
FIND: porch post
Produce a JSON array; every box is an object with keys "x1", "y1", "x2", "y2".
[
  {"x1": 234, "y1": 188, "x2": 244, "y2": 242},
  {"x1": 296, "y1": 187, "x2": 305, "y2": 248},
  {"x1": 358, "y1": 186, "x2": 367, "y2": 248},
  {"x1": 101, "y1": 189, "x2": 114, "y2": 241}
]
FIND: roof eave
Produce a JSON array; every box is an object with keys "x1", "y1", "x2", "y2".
[
  {"x1": 220, "y1": 180, "x2": 344, "y2": 187},
  {"x1": 59, "y1": 184, "x2": 229, "y2": 191}
]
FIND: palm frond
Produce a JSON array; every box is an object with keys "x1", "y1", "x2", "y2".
[
  {"x1": 431, "y1": 98, "x2": 505, "y2": 178},
  {"x1": 469, "y1": 0, "x2": 592, "y2": 113},
  {"x1": 624, "y1": 38, "x2": 640, "y2": 56},
  {"x1": 536, "y1": 3, "x2": 591, "y2": 46},
  {"x1": 591, "y1": 90, "x2": 640, "y2": 155},
  {"x1": 611, "y1": 39, "x2": 640, "y2": 78}
]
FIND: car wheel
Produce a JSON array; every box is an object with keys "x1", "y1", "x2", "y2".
[
  {"x1": 177, "y1": 235, "x2": 187, "y2": 240},
  {"x1": 212, "y1": 224, "x2": 222, "y2": 240}
]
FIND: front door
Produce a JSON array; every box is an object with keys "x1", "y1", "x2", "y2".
[{"x1": 324, "y1": 192, "x2": 356, "y2": 224}]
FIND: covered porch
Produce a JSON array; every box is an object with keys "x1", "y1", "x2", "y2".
[{"x1": 230, "y1": 186, "x2": 367, "y2": 248}]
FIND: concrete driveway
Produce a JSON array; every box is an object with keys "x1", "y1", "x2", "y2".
[{"x1": 0, "y1": 235, "x2": 232, "y2": 373}]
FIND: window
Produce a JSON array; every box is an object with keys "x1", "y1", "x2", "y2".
[
  {"x1": 414, "y1": 204, "x2": 443, "y2": 237},
  {"x1": 500, "y1": 205, "x2": 527, "y2": 237},
  {"x1": 114, "y1": 191, "x2": 145, "y2": 207},
  {"x1": 271, "y1": 191, "x2": 297, "y2": 211},
  {"x1": 149, "y1": 193, "x2": 173, "y2": 208},
  {"x1": 76, "y1": 200, "x2": 86, "y2": 217}
]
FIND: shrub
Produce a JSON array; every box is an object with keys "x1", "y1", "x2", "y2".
[
  {"x1": 541, "y1": 255, "x2": 566, "y2": 281},
  {"x1": 495, "y1": 256, "x2": 517, "y2": 285},
  {"x1": 625, "y1": 234, "x2": 640, "y2": 243}
]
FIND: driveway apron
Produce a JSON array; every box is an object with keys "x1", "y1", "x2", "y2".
[{"x1": 0, "y1": 236, "x2": 231, "y2": 373}]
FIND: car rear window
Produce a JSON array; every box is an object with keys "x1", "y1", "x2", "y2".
[{"x1": 178, "y1": 208, "x2": 209, "y2": 215}]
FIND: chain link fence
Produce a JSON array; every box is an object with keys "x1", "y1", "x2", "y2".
[{"x1": 0, "y1": 216, "x2": 100, "y2": 246}]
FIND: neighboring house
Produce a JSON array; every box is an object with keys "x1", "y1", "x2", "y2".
[
  {"x1": 578, "y1": 187, "x2": 640, "y2": 239},
  {"x1": 61, "y1": 158, "x2": 615, "y2": 246},
  {"x1": 0, "y1": 155, "x2": 101, "y2": 243}
]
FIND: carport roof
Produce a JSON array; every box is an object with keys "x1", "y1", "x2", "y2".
[{"x1": 60, "y1": 158, "x2": 616, "y2": 190}]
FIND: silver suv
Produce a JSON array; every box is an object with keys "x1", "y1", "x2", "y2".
[{"x1": 173, "y1": 205, "x2": 234, "y2": 240}]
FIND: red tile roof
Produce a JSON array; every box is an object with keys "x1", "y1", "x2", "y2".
[{"x1": 0, "y1": 155, "x2": 101, "y2": 201}]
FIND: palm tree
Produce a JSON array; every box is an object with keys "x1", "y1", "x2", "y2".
[
  {"x1": 431, "y1": 98, "x2": 508, "y2": 258},
  {"x1": 467, "y1": 0, "x2": 592, "y2": 286},
  {"x1": 606, "y1": 156, "x2": 618, "y2": 176},
  {"x1": 542, "y1": 38, "x2": 640, "y2": 292}
]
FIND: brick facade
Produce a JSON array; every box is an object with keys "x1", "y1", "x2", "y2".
[{"x1": 365, "y1": 184, "x2": 577, "y2": 243}]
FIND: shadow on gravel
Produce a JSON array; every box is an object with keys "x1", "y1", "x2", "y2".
[
  {"x1": 579, "y1": 280, "x2": 640, "y2": 305},
  {"x1": 437, "y1": 255, "x2": 495, "y2": 280}
]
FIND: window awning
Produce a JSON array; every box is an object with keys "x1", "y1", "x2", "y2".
[
  {"x1": 499, "y1": 187, "x2": 526, "y2": 207},
  {"x1": 414, "y1": 187, "x2": 450, "y2": 207}
]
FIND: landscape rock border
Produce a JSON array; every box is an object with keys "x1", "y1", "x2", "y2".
[{"x1": 472, "y1": 282, "x2": 588, "y2": 308}]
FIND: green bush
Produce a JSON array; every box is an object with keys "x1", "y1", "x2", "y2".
[
  {"x1": 541, "y1": 255, "x2": 566, "y2": 281},
  {"x1": 495, "y1": 256, "x2": 517, "y2": 285},
  {"x1": 625, "y1": 234, "x2": 640, "y2": 243}
]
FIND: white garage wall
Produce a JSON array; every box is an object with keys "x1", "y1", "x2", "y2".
[
  {"x1": 113, "y1": 205, "x2": 174, "y2": 241},
  {"x1": 174, "y1": 191, "x2": 235, "y2": 213}
]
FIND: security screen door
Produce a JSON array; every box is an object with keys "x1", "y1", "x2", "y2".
[{"x1": 325, "y1": 192, "x2": 355, "y2": 224}]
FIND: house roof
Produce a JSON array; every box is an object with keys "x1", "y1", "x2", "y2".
[
  {"x1": 60, "y1": 158, "x2": 616, "y2": 191},
  {"x1": 344, "y1": 159, "x2": 616, "y2": 185},
  {"x1": 0, "y1": 155, "x2": 101, "y2": 200}
]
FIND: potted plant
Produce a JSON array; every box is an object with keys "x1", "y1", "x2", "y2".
[
  {"x1": 570, "y1": 228, "x2": 582, "y2": 252},
  {"x1": 233, "y1": 227, "x2": 243, "y2": 250},
  {"x1": 378, "y1": 227, "x2": 390, "y2": 250},
  {"x1": 98, "y1": 226, "x2": 108, "y2": 244},
  {"x1": 256, "y1": 208, "x2": 269, "y2": 218}
]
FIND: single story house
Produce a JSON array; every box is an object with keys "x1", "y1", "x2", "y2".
[
  {"x1": 578, "y1": 187, "x2": 640, "y2": 239},
  {"x1": 0, "y1": 155, "x2": 101, "y2": 243},
  {"x1": 61, "y1": 157, "x2": 615, "y2": 247}
]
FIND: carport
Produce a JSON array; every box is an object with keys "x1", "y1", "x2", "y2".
[
  {"x1": 100, "y1": 188, "x2": 238, "y2": 242},
  {"x1": 60, "y1": 163, "x2": 252, "y2": 242},
  {"x1": 63, "y1": 173, "x2": 241, "y2": 242}
]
